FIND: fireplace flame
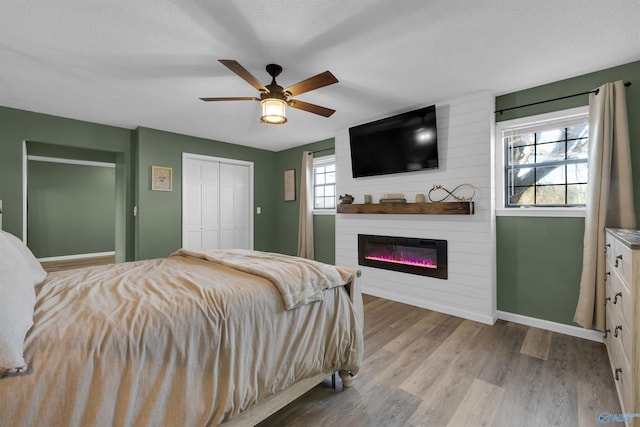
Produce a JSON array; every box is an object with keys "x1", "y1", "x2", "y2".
[{"x1": 364, "y1": 254, "x2": 437, "y2": 269}]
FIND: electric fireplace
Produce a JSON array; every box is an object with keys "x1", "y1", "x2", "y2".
[{"x1": 358, "y1": 234, "x2": 448, "y2": 279}]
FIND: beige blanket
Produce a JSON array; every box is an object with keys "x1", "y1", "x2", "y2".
[
  {"x1": 0, "y1": 254, "x2": 362, "y2": 427},
  {"x1": 172, "y1": 249, "x2": 353, "y2": 310}
]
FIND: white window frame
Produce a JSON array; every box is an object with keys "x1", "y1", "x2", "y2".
[
  {"x1": 495, "y1": 106, "x2": 589, "y2": 218},
  {"x1": 312, "y1": 154, "x2": 336, "y2": 215}
]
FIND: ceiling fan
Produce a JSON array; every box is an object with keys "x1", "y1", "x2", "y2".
[{"x1": 200, "y1": 59, "x2": 338, "y2": 125}]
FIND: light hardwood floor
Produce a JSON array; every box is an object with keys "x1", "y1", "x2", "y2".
[{"x1": 259, "y1": 295, "x2": 620, "y2": 427}]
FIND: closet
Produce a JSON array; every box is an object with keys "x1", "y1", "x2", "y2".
[{"x1": 182, "y1": 153, "x2": 253, "y2": 250}]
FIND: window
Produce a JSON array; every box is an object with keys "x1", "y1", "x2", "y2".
[
  {"x1": 496, "y1": 107, "x2": 589, "y2": 216},
  {"x1": 313, "y1": 155, "x2": 336, "y2": 212}
]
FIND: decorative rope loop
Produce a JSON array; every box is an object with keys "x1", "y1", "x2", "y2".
[{"x1": 427, "y1": 184, "x2": 477, "y2": 202}]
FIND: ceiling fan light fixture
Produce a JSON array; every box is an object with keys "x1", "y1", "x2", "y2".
[{"x1": 260, "y1": 98, "x2": 287, "y2": 125}]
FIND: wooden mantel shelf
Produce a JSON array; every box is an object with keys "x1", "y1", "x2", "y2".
[{"x1": 336, "y1": 201, "x2": 474, "y2": 215}]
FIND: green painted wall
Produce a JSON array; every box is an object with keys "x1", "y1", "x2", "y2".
[
  {"x1": 27, "y1": 160, "x2": 115, "y2": 258},
  {"x1": 0, "y1": 106, "x2": 134, "y2": 261},
  {"x1": 273, "y1": 139, "x2": 336, "y2": 264},
  {"x1": 0, "y1": 106, "x2": 311, "y2": 264},
  {"x1": 25, "y1": 142, "x2": 118, "y2": 258},
  {"x1": 496, "y1": 60, "x2": 640, "y2": 326},
  {"x1": 496, "y1": 217, "x2": 585, "y2": 324},
  {"x1": 134, "y1": 127, "x2": 278, "y2": 260}
]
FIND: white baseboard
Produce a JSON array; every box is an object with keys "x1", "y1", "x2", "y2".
[{"x1": 497, "y1": 310, "x2": 603, "y2": 343}]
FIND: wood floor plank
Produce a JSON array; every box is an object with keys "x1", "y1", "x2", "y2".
[
  {"x1": 571, "y1": 337, "x2": 620, "y2": 426},
  {"x1": 534, "y1": 332, "x2": 580, "y2": 427},
  {"x1": 400, "y1": 319, "x2": 481, "y2": 396},
  {"x1": 364, "y1": 299, "x2": 422, "y2": 339},
  {"x1": 520, "y1": 326, "x2": 552, "y2": 360},
  {"x1": 475, "y1": 321, "x2": 528, "y2": 387},
  {"x1": 361, "y1": 334, "x2": 443, "y2": 394},
  {"x1": 363, "y1": 304, "x2": 435, "y2": 359},
  {"x1": 258, "y1": 296, "x2": 621, "y2": 427},
  {"x1": 445, "y1": 378, "x2": 505, "y2": 427},
  {"x1": 406, "y1": 344, "x2": 491, "y2": 426},
  {"x1": 383, "y1": 311, "x2": 449, "y2": 354}
]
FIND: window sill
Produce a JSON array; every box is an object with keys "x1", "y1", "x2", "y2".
[
  {"x1": 313, "y1": 209, "x2": 336, "y2": 216},
  {"x1": 496, "y1": 207, "x2": 585, "y2": 218}
]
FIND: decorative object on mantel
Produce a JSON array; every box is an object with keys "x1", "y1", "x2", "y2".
[
  {"x1": 380, "y1": 193, "x2": 406, "y2": 204},
  {"x1": 415, "y1": 193, "x2": 426, "y2": 203},
  {"x1": 364, "y1": 194, "x2": 372, "y2": 204},
  {"x1": 339, "y1": 194, "x2": 354, "y2": 204},
  {"x1": 427, "y1": 184, "x2": 477, "y2": 202}
]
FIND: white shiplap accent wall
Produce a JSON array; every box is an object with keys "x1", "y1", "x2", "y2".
[{"x1": 336, "y1": 91, "x2": 496, "y2": 324}]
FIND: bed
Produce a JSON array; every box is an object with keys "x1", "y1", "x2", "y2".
[{"x1": 0, "y1": 232, "x2": 363, "y2": 427}]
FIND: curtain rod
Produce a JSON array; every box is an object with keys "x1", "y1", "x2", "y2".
[
  {"x1": 307, "y1": 148, "x2": 334, "y2": 155},
  {"x1": 495, "y1": 81, "x2": 632, "y2": 115}
]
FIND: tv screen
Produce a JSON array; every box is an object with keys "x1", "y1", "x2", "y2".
[{"x1": 349, "y1": 105, "x2": 438, "y2": 178}]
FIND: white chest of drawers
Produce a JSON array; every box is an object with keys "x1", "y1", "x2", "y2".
[{"x1": 604, "y1": 228, "x2": 640, "y2": 426}]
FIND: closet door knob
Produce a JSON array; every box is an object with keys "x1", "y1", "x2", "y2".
[{"x1": 615, "y1": 368, "x2": 622, "y2": 381}]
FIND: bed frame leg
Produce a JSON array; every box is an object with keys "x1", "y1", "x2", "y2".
[
  {"x1": 338, "y1": 370, "x2": 355, "y2": 388},
  {"x1": 331, "y1": 373, "x2": 336, "y2": 389}
]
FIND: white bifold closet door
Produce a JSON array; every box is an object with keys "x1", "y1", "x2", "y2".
[
  {"x1": 183, "y1": 154, "x2": 252, "y2": 251},
  {"x1": 219, "y1": 162, "x2": 250, "y2": 248}
]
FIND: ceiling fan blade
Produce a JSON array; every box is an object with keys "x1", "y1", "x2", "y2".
[
  {"x1": 284, "y1": 71, "x2": 338, "y2": 97},
  {"x1": 218, "y1": 59, "x2": 268, "y2": 92},
  {"x1": 288, "y1": 99, "x2": 336, "y2": 117},
  {"x1": 200, "y1": 97, "x2": 260, "y2": 102}
]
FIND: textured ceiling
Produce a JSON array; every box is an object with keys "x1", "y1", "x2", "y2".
[{"x1": 1, "y1": 0, "x2": 639, "y2": 151}]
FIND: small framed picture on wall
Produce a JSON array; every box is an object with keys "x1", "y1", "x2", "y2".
[
  {"x1": 284, "y1": 169, "x2": 296, "y2": 201},
  {"x1": 152, "y1": 166, "x2": 172, "y2": 191}
]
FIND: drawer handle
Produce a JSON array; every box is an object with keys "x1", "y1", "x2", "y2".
[
  {"x1": 614, "y1": 325, "x2": 622, "y2": 338},
  {"x1": 615, "y1": 368, "x2": 622, "y2": 381},
  {"x1": 603, "y1": 328, "x2": 611, "y2": 339},
  {"x1": 615, "y1": 254, "x2": 622, "y2": 267},
  {"x1": 605, "y1": 243, "x2": 611, "y2": 253},
  {"x1": 613, "y1": 292, "x2": 622, "y2": 304}
]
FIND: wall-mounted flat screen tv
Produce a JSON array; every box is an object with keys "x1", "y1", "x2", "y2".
[{"x1": 349, "y1": 105, "x2": 438, "y2": 178}]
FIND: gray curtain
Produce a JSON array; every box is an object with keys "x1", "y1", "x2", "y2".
[
  {"x1": 297, "y1": 152, "x2": 314, "y2": 259},
  {"x1": 574, "y1": 80, "x2": 636, "y2": 330}
]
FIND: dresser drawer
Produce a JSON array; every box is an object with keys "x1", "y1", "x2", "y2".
[
  {"x1": 608, "y1": 296, "x2": 632, "y2": 365},
  {"x1": 605, "y1": 231, "x2": 617, "y2": 268},
  {"x1": 607, "y1": 324, "x2": 633, "y2": 415},
  {"x1": 609, "y1": 269, "x2": 632, "y2": 331},
  {"x1": 612, "y1": 238, "x2": 633, "y2": 288}
]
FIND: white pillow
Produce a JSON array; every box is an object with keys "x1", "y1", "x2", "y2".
[
  {"x1": 0, "y1": 230, "x2": 47, "y2": 286},
  {"x1": 0, "y1": 235, "x2": 36, "y2": 376}
]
